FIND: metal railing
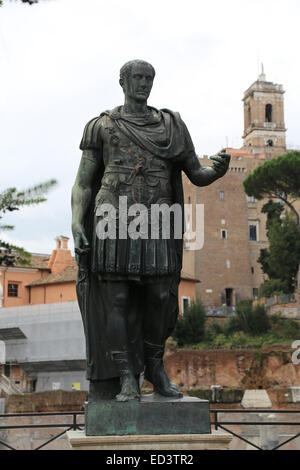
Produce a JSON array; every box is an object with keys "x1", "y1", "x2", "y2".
[
  {"x1": 0, "y1": 409, "x2": 300, "y2": 450},
  {"x1": 0, "y1": 411, "x2": 84, "y2": 450},
  {"x1": 211, "y1": 409, "x2": 300, "y2": 450}
]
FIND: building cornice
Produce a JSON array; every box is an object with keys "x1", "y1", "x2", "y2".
[{"x1": 0, "y1": 267, "x2": 40, "y2": 274}]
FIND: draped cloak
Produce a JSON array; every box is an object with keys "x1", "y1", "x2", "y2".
[{"x1": 76, "y1": 107, "x2": 197, "y2": 381}]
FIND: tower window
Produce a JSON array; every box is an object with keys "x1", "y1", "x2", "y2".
[
  {"x1": 247, "y1": 104, "x2": 251, "y2": 126},
  {"x1": 267, "y1": 139, "x2": 274, "y2": 147},
  {"x1": 219, "y1": 191, "x2": 224, "y2": 200},
  {"x1": 265, "y1": 104, "x2": 273, "y2": 123}
]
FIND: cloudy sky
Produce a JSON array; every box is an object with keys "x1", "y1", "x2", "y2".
[{"x1": 0, "y1": 0, "x2": 299, "y2": 255}]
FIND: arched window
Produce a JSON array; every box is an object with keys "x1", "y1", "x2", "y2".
[{"x1": 265, "y1": 104, "x2": 272, "y2": 122}]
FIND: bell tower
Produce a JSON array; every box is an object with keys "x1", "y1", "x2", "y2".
[{"x1": 242, "y1": 65, "x2": 286, "y2": 158}]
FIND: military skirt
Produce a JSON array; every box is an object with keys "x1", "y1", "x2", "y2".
[{"x1": 90, "y1": 210, "x2": 180, "y2": 280}]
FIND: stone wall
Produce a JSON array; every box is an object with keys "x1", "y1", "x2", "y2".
[
  {"x1": 164, "y1": 347, "x2": 300, "y2": 390},
  {"x1": 4, "y1": 347, "x2": 300, "y2": 412},
  {"x1": 254, "y1": 294, "x2": 299, "y2": 319},
  {"x1": 6, "y1": 390, "x2": 87, "y2": 413},
  {"x1": 268, "y1": 304, "x2": 298, "y2": 319}
]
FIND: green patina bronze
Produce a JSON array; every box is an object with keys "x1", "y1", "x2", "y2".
[
  {"x1": 85, "y1": 395, "x2": 210, "y2": 436},
  {"x1": 71, "y1": 60, "x2": 230, "y2": 408}
]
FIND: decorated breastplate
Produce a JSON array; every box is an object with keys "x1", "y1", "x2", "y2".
[{"x1": 96, "y1": 124, "x2": 173, "y2": 209}]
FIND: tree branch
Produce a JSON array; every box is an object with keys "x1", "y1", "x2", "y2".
[{"x1": 275, "y1": 192, "x2": 300, "y2": 232}]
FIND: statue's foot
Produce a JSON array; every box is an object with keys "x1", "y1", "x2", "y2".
[
  {"x1": 116, "y1": 374, "x2": 140, "y2": 402},
  {"x1": 154, "y1": 381, "x2": 183, "y2": 399},
  {"x1": 145, "y1": 365, "x2": 183, "y2": 399}
]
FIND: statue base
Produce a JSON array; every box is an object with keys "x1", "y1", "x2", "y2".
[
  {"x1": 66, "y1": 430, "x2": 232, "y2": 450},
  {"x1": 84, "y1": 393, "x2": 210, "y2": 436}
]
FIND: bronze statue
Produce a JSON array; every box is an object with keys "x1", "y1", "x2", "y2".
[{"x1": 71, "y1": 60, "x2": 230, "y2": 402}]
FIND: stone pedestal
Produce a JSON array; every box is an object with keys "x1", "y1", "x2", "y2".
[
  {"x1": 85, "y1": 394, "x2": 210, "y2": 436},
  {"x1": 66, "y1": 393, "x2": 233, "y2": 451},
  {"x1": 66, "y1": 430, "x2": 233, "y2": 450}
]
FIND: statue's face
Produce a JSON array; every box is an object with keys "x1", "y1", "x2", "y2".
[{"x1": 122, "y1": 63, "x2": 154, "y2": 103}]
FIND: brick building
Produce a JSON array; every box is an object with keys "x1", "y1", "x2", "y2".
[
  {"x1": 182, "y1": 68, "x2": 299, "y2": 311},
  {"x1": 0, "y1": 236, "x2": 77, "y2": 309}
]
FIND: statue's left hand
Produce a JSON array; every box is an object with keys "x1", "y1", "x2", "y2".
[
  {"x1": 210, "y1": 149, "x2": 231, "y2": 176},
  {"x1": 72, "y1": 225, "x2": 90, "y2": 268}
]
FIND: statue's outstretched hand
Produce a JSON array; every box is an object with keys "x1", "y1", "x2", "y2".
[{"x1": 210, "y1": 149, "x2": 231, "y2": 176}]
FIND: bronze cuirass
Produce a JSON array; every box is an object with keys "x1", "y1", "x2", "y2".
[{"x1": 95, "y1": 121, "x2": 173, "y2": 210}]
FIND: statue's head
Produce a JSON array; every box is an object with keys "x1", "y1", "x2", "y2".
[{"x1": 119, "y1": 60, "x2": 155, "y2": 103}]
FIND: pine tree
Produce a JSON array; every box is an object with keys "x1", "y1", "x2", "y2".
[{"x1": 0, "y1": 180, "x2": 57, "y2": 266}]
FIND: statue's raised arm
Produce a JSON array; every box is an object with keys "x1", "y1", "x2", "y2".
[{"x1": 181, "y1": 148, "x2": 231, "y2": 186}]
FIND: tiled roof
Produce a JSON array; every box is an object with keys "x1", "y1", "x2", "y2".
[
  {"x1": 15, "y1": 254, "x2": 51, "y2": 270},
  {"x1": 26, "y1": 265, "x2": 78, "y2": 287}
]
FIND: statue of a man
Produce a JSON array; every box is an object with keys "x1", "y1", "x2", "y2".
[{"x1": 72, "y1": 60, "x2": 230, "y2": 402}]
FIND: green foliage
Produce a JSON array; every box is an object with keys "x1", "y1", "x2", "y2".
[
  {"x1": 261, "y1": 200, "x2": 284, "y2": 234},
  {"x1": 258, "y1": 213, "x2": 300, "y2": 293},
  {"x1": 186, "y1": 388, "x2": 211, "y2": 401},
  {"x1": 0, "y1": 180, "x2": 57, "y2": 213},
  {"x1": 270, "y1": 313, "x2": 300, "y2": 339},
  {"x1": 224, "y1": 300, "x2": 270, "y2": 336},
  {"x1": 172, "y1": 300, "x2": 206, "y2": 346},
  {"x1": 213, "y1": 333, "x2": 228, "y2": 347},
  {"x1": 0, "y1": 240, "x2": 31, "y2": 266},
  {"x1": 243, "y1": 151, "x2": 300, "y2": 202},
  {"x1": 205, "y1": 322, "x2": 224, "y2": 342},
  {"x1": 0, "y1": 180, "x2": 57, "y2": 266},
  {"x1": 258, "y1": 279, "x2": 290, "y2": 298},
  {"x1": 258, "y1": 248, "x2": 279, "y2": 280},
  {"x1": 244, "y1": 151, "x2": 300, "y2": 304},
  {"x1": 198, "y1": 332, "x2": 293, "y2": 350},
  {"x1": 187, "y1": 387, "x2": 244, "y2": 403},
  {"x1": 172, "y1": 297, "x2": 300, "y2": 350}
]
